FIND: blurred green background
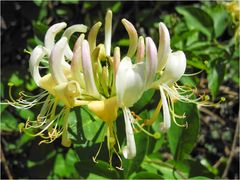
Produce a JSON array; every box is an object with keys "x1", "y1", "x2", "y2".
[{"x1": 1, "y1": 1, "x2": 239, "y2": 179}]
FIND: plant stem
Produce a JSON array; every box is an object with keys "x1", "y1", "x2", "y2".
[
  {"x1": 222, "y1": 114, "x2": 239, "y2": 178},
  {"x1": 0, "y1": 142, "x2": 13, "y2": 180}
]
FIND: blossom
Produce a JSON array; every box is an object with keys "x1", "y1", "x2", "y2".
[
  {"x1": 5, "y1": 9, "x2": 215, "y2": 170},
  {"x1": 7, "y1": 23, "x2": 88, "y2": 147},
  {"x1": 115, "y1": 20, "x2": 161, "y2": 159}
]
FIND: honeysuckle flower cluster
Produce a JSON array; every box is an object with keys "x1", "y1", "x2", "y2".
[{"x1": 6, "y1": 10, "x2": 213, "y2": 169}]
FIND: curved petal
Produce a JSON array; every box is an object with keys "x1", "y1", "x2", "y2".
[
  {"x1": 157, "y1": 22, "x2": 171, "y2": 72},
  {"x1": 88, "y1": 22, "x2": 102, "y2": 53},
  {"x1": 113, "y1": 47, "x2": 120, "y2": 77},
  {"x1": 146, "y1": 37, "x2": 158, "y2": 87},
  {"x1": 116, "y1": 57, "x2": 145, "y2": 107},
  {"x1": 136, "y1": 36, "x2": 145, "y2": 63},
  {"x1": 122, "y1": 107, "x2": 136, "y2": 159},
  {"x1": 159, "y1": 51, "x2": 186, "y2": 85},
  {"x1": 49, "y1": 37, "x2": 68, "y2": 84},
  {"x1": 105, "y1": 10, "x2": 112, "y2": 56},
  {"x1": 62, "y1": 24, "x2": 88, "y2": 60},
  {"x1": 81, "y1": 40, "x2": 100, "y2": 97},
  {"x1": 62, "y1": 24, "x2": 88, "y2": 39},
  {"x1": 71, "y1": 34, "x2": 85, "y2": 86},
  {"x1": 160, "y1": 87, "x2": 171, "y2": 130},
  {"x1": 44, "y1": 22, "x2": 67, "y2": 52},
  {"x1": 29, "y1": 46, "x2": 48, "y2": 86},
  {"x1": 121, "y1": 19, "x2": 138, "y2": 58}
]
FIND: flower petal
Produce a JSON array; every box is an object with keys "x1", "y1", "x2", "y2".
[
  {"x1": 146, "y1": 37, "x2": 158, "y2": 87},
  {"x1": 113, "y1": 47, "x2": 120, "y2": 77},
  {"x1": 136, "y1": 36, "x2": 145, "y2": 63},
  {"x1": 63, "y1": 24, "x2": 88, "y2": 60},
  {"x1": 29, "y1": 46, "x2": 48, "y2": 86},
  {"x1": 44, "y1": 22, "x2": 67, "y2": 52},
  {"x1": 157, "y1": 22, "x2": 171, "y2": 72},
  {"x1": 105, "y1": 10, "x2": 112, "y2": 56},
  {"x1": 116, "y1": 57, "x2": 145, "y2": 107},
  {"x1": 81, "y1": 40, "x2": 100, "y2": 98},
  {"x1": 49, "y1": 37, "x2": 68, "y2": 84},
  {"x1": 71, "y1": 34, "x2": 85, "y2": 87},
  {"x1": 88, "y1": 22, "x2": 102, "y2": 53},
  {"x1": 160, "y1": 87, "x2": 171, "y2": 130},
  {"x1": 122, "y1": 107, "x2": 136, "y2": 159},
  {"x1": 159, "y1": 51, "x2": 186, "y2": 85},
  {"x1": 121, "y1": 19, "x2": 138, "y2": 58},
  {"x1": 62, "y1": 24, "x2": 88, "y2": 39}
]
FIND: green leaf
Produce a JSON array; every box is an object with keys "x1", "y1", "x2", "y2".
[
  {"x1": 68, "y1": 108, "x2": 105, "y2": 143},
  {"x1": 117, "y1": 39, "x2": 130, "y2": 46},
  {"x1": 186, "y1": 58, "x2": 207, "y2": 70},
  {"x1": 100, "y1": 2, "x2": 122, "y2": 13},
  {"x1": 180, "y1": 76, "x2": 198, "y2": 87},
  {"x1": 87, "y1": 173, "x2": 108, "y2": 179},
  {"x1": 56, "y1": 7, "x2": 69, "y2": 16},
  {"x1": 18, "y1": 109, "x2": 35, "y2": 120},
  {"x1": 141, "y1": 159, "x2": 183, "y2": 179},
  {"x1": 52, "y1": 149, "x2": 79, "y2": 178},
  {"x1": 75, "y1": 160, "x2": 120, "y2": 179},
  {"x1": 131, "y1": 171, "x2": 163, "y2": 179},
  {"x1": 203, "y1": 4, "x2": 230, "y2": 38},
  {"x1": 0, "y1": 104, "x2": 8, "y2": 114},
  {"x1": 189, "y1": 176, "x2": 212, "y2": 179},
  {"x1": 229, "y1": 59, "x2": 240, "y2": 84},
  {"x1": 1, "y1": 111, "x2": 18, "y2": 132},
  {"x1": 83, "y1": 2, "x2": 98, "y2": 10},
  {"x1": 33, "y1": 0, "x2": 43, "y2": 6},
  {"x1": 171, "y1": 29, "x2": 198, "y2": 46},
  {"x1": 0, "y1": 82, "x2": 4, "y2": 98},
  {"x1": 185, "y1": 41, "x2": 211, "y2": 51},
  {"x1": 32, "y1": 21, "x2": 48, "y2": 42},
  {"x1": 167, "y1": 102, "x2": 200, "y2": 161},
  {"x1": 176, "y1": 6, "x2": 214, "y2": 39},
  {"x1": 9, "y1": 73, "x2": 24, "y2": 86},
  {"x1": 60, "y1": 0, "x2": 79, "y2": 4},
  {"x1": 187, "y1": 159, "x2": 215, "y2": 178},
  {"x1": 111, "y1": 2, "x2": 122, "y2": 13},
  {"x1": 207, "y1": 59, "x2": 226, "y2": 98},
  {"x1": 132, "y1": 89, "x2": 155, "y2": 113},
  {"x1": 26, "y1": 78, "x2": 38, "y2": 91}
]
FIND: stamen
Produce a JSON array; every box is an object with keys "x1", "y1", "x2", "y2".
[
  {"x1": 6, "y1": 84, "x2": 49, "y2": 109},
  {"x1": 134, "y1": 121, "x2": 160, "y2": 139},
  {"x1": 183, "y1": 70, "x2": 204, "y2": 76},
  {"x1": 92, "y1": 142, "x2": 103, "y2": 164},
  {"x1": 167, "y1": 94, "x2": 188, "y2": 128},
  {"x1": 113, "y1": 147, "x2": 123, "y2": 171}
]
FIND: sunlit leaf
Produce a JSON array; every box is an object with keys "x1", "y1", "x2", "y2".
[{"x1": 176, "y1": 6, "x2": 214, "y2": 39}]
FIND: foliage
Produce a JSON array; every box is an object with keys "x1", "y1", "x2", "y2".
[{"x1": 1, "y1": 1, "x2": 239, "y2": 179}]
